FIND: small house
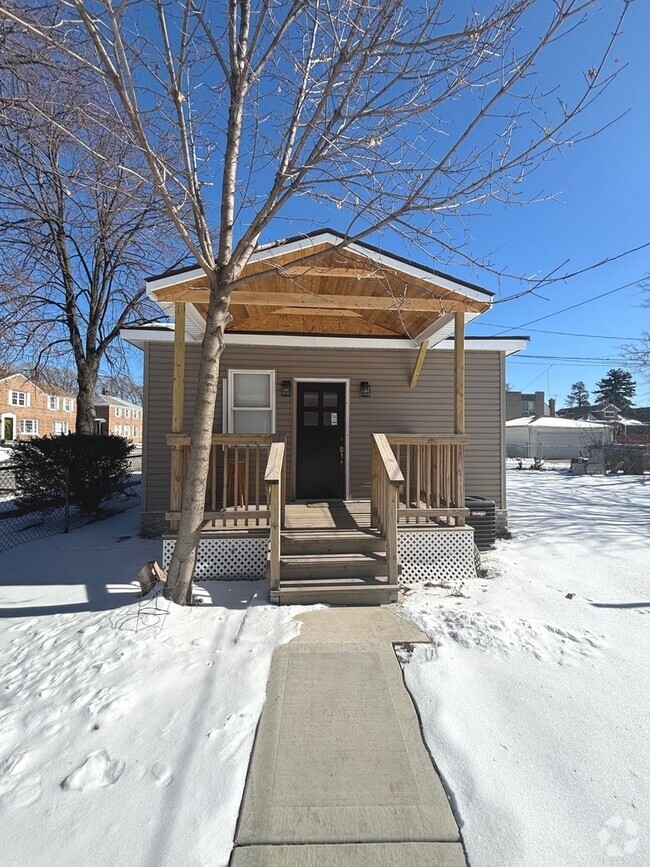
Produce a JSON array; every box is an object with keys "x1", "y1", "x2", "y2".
[{"x1": 122, "y1": 230, "x2": 528, "y2": 603}]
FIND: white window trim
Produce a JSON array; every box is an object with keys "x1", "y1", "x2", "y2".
[
  {"x1": 47, "y1": 395, "x2": 60, "y2": 410},
  {"x1": 10, "y1": 390, "x2": 30, "y2": 407},
  {"x1": 53, "y1": 420, "x2": 68, "y2": 434},
  {"x1": 63, "y1": 398, "x2": 73, "y2": 412},
  {"x1": 226, "y1": 369, "x2": 276, "y2": 434},
  {"x1": 20, "y1": 419, "x2": 39, "y2": 434},
  {"x1": 115, "y1": 407, "x2": 122, "y2": 417}
]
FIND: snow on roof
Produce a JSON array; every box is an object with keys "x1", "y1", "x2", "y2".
[
  {"x1": 94, "y1": 394, "x2": 142, "y2": 409},
  {"x1": 506, "y1": 416, "x2": 609, "y2": 430}
]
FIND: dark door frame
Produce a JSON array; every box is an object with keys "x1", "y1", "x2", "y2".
[{"x1": 291, "y1": 378, "x2": 350, "y2": 501}]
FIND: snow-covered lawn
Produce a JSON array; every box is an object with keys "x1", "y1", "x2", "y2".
[
  {"x1": 0, "y1": 507, "x2": 311, "y2": 866},
  {"x1": 400, "y1": 468, "x2": 649, "y2": 867}
]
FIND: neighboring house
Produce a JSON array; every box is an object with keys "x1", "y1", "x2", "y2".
[
  {"x1": 506, "y1": 389, "x2": 547, "y2": 420},
  {"x1": 558, "y1": 402, "x2": 648, "y2": 437},
  {"x1": 94, "y1": 394, "x2": 143, "y2": 445},
  {"x1": 0, "y1": 372, "x2": 75, "y2": 442},
  {"x1": 121, "y1": 229, "x2": 529, "y2": 604},
  {"x1": 506, "y1": 415, "x2": 614, "y2": 459}
]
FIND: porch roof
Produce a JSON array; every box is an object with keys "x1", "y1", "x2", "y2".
[{"x1": 145, "y1": 230, "x2": 493, "y2": 344}]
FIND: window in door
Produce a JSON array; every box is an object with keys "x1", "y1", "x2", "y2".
[
  {"x1": 227, "y1": 370, "x2": 275, "y2": 434},
  {"x1": 53, "y1": 421, "x2": 68, "y2": 434}
]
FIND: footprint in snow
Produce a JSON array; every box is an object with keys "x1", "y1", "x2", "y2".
[
  {"x1": 61, "y1": 751, "x2": 124, "y2": 791},
  {"x1": 86, "y1": 689, "x2": 136, "y2": 723},
  {"x1": 150, "y1": 762, "x2": 173, "y2": 786},
  {"x1": 0, "y1": 776, "x2": 43, "y2": 809}
]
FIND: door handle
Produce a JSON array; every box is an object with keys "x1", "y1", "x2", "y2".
[{"x1": 339, "y1": 445, "x2": 344, "y2": 465}]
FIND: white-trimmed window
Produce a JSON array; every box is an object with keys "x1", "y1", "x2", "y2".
[
  {"x1": 10, "y1": 390, "x2": 29, "y2": 407},
  {"x1": 47, "y1": 395, "x2": 60, "y2": 410},
  {"x1": 21, "y1": 419, "x2": 38, "y2": 435},
  {"x1": 115, "y1": 424, "x2": 122, "y2": 435},
  {"x1": 227, "y1": 370, "x2": 275, "y2": 434},
  {"x1": 133, "y1": 410, "x2": 139, "y2": 420},
  {"x1": 124, "y1": 408, "x2": 131, "y2": 418},
  {"x1": 115, "y1": 407, "x2": 122, "y2": 417},
  {"x1": 53, "y1": 420, "x2": 68, "y2": 434},
  {"x1": 63, "y1": 398, "x2": 73, "y2": 412}
]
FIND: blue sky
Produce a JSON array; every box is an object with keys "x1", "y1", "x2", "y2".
[
  {"x1": 463, "y1": 0, "x2": 650, "y2": 407},
  {"x1": 127, "y1": 1, "x2": 649, "y2": 407}
]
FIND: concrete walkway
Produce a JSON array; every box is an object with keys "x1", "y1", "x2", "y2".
[{"x1": 231, "y1": 608, "x2": 467, "y2": 866}]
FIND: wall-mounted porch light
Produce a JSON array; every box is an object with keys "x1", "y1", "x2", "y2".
[
  {"x1": 280, "y1": 380, "x2": 292, "y2": 397},
  {"x1": 360, "y1": 381, "x2": 371, "y2": 397}
]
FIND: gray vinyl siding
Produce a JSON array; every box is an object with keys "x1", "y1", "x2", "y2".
[{"x1": 143, "y1": 342, "x2": 505, "y2": 513}]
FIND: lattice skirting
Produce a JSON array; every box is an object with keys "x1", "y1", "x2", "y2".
[
  {"x1": 398, "y1": 529, "x2": 476, "y2": 589},
  {"x1": 162, "y1": 536, "x2": 267, "y2": 581}
]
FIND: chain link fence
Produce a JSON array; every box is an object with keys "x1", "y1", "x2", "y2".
[{"x1": 0, "y1": 453, "x2": 142, "y2": 554}]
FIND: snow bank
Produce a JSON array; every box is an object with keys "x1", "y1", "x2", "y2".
[
  {"x1": 0, "y1": 509, "x2": 313, "y2": 866},
  {"x1": 399, "y1": 468, "x2": 649, "y2": 867}
]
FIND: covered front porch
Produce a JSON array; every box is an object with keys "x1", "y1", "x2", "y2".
[{"x1": 151, "y1": 231, "x2": 491, "y2": 602}]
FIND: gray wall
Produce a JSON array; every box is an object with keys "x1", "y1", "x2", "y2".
[
  {"x1": 142, "y1": 343, "x2": 506, "y2": 522},
  {"x1": 506, "y1": 390, "x2": 545, "y2": 421}
]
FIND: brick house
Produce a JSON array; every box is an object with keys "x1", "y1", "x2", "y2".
[
  {"x1": 94, "y1": 394, "x2": 143, "y2": 445},
  {"x1": 0, "y1": 373, "x2": 76, "y2": 442}
]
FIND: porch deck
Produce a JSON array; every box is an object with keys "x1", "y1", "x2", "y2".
[{"x1": 194, "y1": 498, "x2": 460, "y2": 533}]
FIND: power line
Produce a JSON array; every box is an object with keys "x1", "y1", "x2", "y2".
[
  {"x1": 471, "y1": 322, "x2": 641, "y2": 340},
  {"x1": 494, "y1": 277, "x2": 646, "y2": 335}
]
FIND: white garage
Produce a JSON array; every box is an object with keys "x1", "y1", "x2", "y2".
[{"x1": 506, "y1": 416, "x2": 614, "y2": 460}]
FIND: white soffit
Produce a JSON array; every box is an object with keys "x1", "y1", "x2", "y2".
[{"x1": 120, "y1": 325, "x2": 528, "y2": 355}]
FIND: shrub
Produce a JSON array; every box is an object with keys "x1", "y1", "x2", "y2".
[{"x1": 13, "y1": 434, "x2": 133, "y2": 514}]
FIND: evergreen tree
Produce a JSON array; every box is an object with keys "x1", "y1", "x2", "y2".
[
  {"x1": 594, "y1": 369, "x2": 636, "y2": 411},
  {"x1": 566, "y1": 381, "x2": 590, "y2": 407}
]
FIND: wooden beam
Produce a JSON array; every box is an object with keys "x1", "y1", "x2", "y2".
[
  {"x1": 454, "y1": 312, "x2": 465, "y2": 435},
  {"x1": 169, "y1": 302, "x2": 186, "y2": 530},
  {"x1": 154, "y1": 287, "x2": 484, "y2": 313},
  {"x1": 409, "y1": 340, "x2": 429, "y2": 388},
  {"x1": 172, "y1": 302, "x2": 186, "y2": 434}
]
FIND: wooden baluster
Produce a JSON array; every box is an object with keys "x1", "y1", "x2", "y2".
[
  {"x1": 457, "y1": 445, "x2": 465, "y2": 526},
  {"x1": 244, "y1": 443, "x2": 250, "y2": 527},
  {"x1": 222, "y1": 444, "x2": 228, "y2": 527},
  {"x1": 211, "y1": 443, "x2": 217, "y2": 527},
  {"x1": 255, "y1": 443, "x2": 260, "y2": 526},
  {"x1": 405, "y1": 444, "x2": 411, "y2": 521}
]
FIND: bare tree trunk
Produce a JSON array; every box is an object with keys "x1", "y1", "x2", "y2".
[
  {"x1": 164, "y1": 274, "x2": 230, "y2": 604},
  {"x1": 76, "y1": 359, "x2": 99, "y2": 434}
]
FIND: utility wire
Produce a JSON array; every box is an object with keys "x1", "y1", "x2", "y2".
[
  {"x1": 471, "y1": 322, "x2": 641, "y2": 340},
  {"x1": 494, "y1": 277, "x2": 646, "y2": 335}
]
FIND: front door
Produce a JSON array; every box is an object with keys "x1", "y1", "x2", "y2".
[
  {"x1": 2, "y1": 416, "x2": 15, "y2": 441},
  {"x1": 296, "y1": 383, "x2": 346, "y2": 500}
]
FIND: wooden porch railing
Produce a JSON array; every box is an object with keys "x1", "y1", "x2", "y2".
[
  {"x1": 166, "y1": 433, "x2": 277, "y2": 528},
  {"x1": 370, "y1": 434, "x2": 404, "y2": 586},
  {"x1": 386, "y1": 434, "x2": 470, "y2": 525},
  {"x1": 264, "y1": 441, "x2": 286, "y2": 592}
]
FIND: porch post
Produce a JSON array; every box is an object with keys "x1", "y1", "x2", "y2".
[
  {"x1": 454, "y1": 312, "x2": 466, "y2": 524},
  {"x1": 170, "y1": 302, "x2": 186, "y2": 530},
  {"x1": 454, "y1": 312, "x2": 465, "y2": 434}
]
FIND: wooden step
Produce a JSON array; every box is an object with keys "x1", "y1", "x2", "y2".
[
  {"x1": 281, "y1": 529, "x2": 385, "y2": 556},
  {"x1": 271, "y1": 582, "x2": 397, "y2": 606},
  {"x1": 279, "y1": 552, "x2": 390, "y2": 581}
]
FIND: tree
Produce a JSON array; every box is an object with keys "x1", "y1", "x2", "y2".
[
  {"x1": 566, "y1": 381, "x2": 590, "y2": 408},
  {"x1": 0, "y1": 52, "x2": 175, "y2": 432},
  {"x1": 623, "y1": 285, "x2": 650, "y2": 380},
  {"x1": 1, "y1": 0, "x2": 630, "y2": 603},
  {"x1": 594, "y1": 369, "x2": 636, "y2": 411}
]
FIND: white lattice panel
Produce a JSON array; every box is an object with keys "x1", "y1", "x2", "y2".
[
  {"x1": 162, "y1": 537, "x2": 267, "y2": 581},
  {"x1": 398, "y1": 529, "x2": 476, "y2": 590}
]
